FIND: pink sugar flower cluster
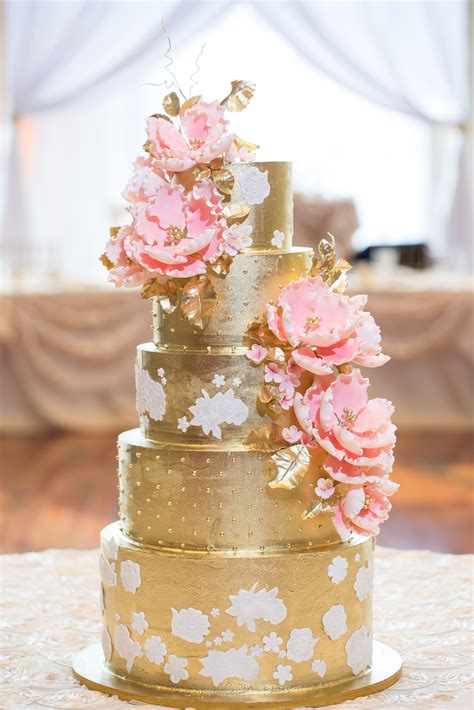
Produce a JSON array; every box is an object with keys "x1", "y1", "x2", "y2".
[
  {"x1": 102, "y1": 96, "x2": 256, "y2": 288},
  {"x1": 247, "y1": 274, "x2": 398, "y2": 539}
]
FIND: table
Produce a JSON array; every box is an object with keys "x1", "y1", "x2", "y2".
[{"x1": 1, "y1": 547, "x2": 472, "y2": 709}]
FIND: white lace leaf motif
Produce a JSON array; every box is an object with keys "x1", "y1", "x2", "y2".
[
  {"x1": 135, "y1": 361, "x2": 166, "y2": 421},
  {"x1": 114, "y1": 624, "x2": 143, "y2": 672},
  {"x1": 226, "y1": 582, "x2": 287, "y2": 632},
  {"x1": 238, "y1": 167, "x2": 271, "y2": 206},
  {"x1": 188, "y1": 388, "x2": 249, "y2": 439},
  {"x1": 171, "y1": 607, "x2": 210, "y2": 643},
  {"x1": 346, "y1": 625, "x2": 372, "y2": 675},
  {"x1": 199, "y1": 645, "x2": 259, "y2": 687}
]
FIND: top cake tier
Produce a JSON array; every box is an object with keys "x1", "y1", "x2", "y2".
[{"x1": 153, "y1": 161, "x2": 301, "y2": 348}]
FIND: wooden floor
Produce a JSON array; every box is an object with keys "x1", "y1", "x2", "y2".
[{"x1": 1, "y1": 432, "x2": 472, "y2": 554}]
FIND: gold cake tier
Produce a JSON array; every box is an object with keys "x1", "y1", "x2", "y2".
[
  {"x1": 97, "y1": 522, "x2": 375, "y2": 702},
  {"x1": 227, "y1": 161, "x2": 293, "y2": 250},
  {"x1": 137, "y1": 343, "x2": 272, "y2": 444},
  {"x1": 118, "y1": 429, "x2": 340, "y2": 550},
  {"x1": 153, "y1": 248, "x2": 312, "y2": 348}
]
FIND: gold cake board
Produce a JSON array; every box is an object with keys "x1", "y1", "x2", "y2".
[{"x1": 73, "y1": 640, "x2": 402, "y2": 708}]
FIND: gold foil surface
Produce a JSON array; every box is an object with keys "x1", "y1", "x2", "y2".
[
  {"x1": 101, "y1": 523, "x2": 374, "y2": 696},
  {"x1": 118, "y1": 429, "x2": 340, "y2": 550}
]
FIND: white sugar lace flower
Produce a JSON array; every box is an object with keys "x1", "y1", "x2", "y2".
[
  {"x1": 272, "y1": 663, "x2": 293, "y2": 687},
  {"x1": 101, "y1": 625, "x2": 112, "y2": 662},
  {"x1": 322, "y1": 604, "x2": 347, "y2": 641},
  {"x1": 263, "y1": 631, "x2": 283, "y2": 653},
  {"x1": 177, "y1": 416, "x2": 190, "y2": 432},
  {"x1": 232, "y1": 377, "x2": 242, "y2": 387},
  {"x1": 144, "y1": 635, "x2": 167, "y2": 665},
  {"x1": 271, "y1": 230, "x2": 285, "y2": 248},
  {"x1": 312, "y1": 659, "x2": 327, "y2": 678},
  {"x1": 99, "y1": 556, "x2": 117, "y2": 588},
  {"x1": 120, "y1": 560, "x2": 141, "y2": 594},
  {"x1": 189, "y1": 388, "x2": 249, "y2": 439},
  {"x1": 164, "y1": 655, "x2": 189, "y2": 684},
  {"x1": 214, "y1": 636, "x2": 223, "y2": 646},
  {"x1": 328, "y1": 556, "x2": 348, "y2": 584},
  {"x1": 212, "y1": 374, "x2": 226, "y2": 387},
  {"x1": 171, "y1": 608, "x2": 210, "y2": 644},
  {"x1": 199, "y1": 646, "x2": 259, "y2": 687},
  {"x1": 221, "y1": 629, "x2": 235, "y2": 642},
  {"x1": 355, "y1": 553, "x2": 361, "y2": 562},
  {"x1": 345, "y1": 626, "x2": 372, "y2": 675},
  {"x1": 354, "y1": 561, "x2": 373, "y2": 602},
  {"x1": 226, "y1": 582, "x2": 287, "y2": 632},
  {"x1": 131, "y1": 611, "x2": 148, "y2": 636},
  {"x1": 161, "y1": 376, "x2": 167, "y2": 385},
  {"x1": 157, "y1": 368, "x2": 165, "y2": 378},
  {"x1": 102, "y1": 535, "x2": 118, "y2": 561},
  {"x1": 250, "y1": 644, "x2": 264, "y2": 657},
  {"x1": 238, "y1": 167, "x2": 270, "y2": 205},
  {"x1": 135, "y1": 361, "x2": 166, "y2": 421},
  {"x1": 286, "y1": 628, "x2": 318, "y2": 663},
  {"x1": 205, "y1": 640, "x2": 212, "y2": 647},
  {"x1": 278, "y1": 649, "x2": 287, "y2": 659},
  {"x1": 210, "y1": 608, "x2": 220, "y2": 617},
  {"x1": 114, "y1": 624, "x2": 143, "y2": 672}
]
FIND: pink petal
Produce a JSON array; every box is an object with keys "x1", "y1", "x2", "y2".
[{"x1": 292, "y1": 347, "x2": 334, "y2": 375}]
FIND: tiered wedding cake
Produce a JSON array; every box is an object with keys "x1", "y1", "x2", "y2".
[{"x1": 74, "y1": 81, "x2": 401, "y2": 707}]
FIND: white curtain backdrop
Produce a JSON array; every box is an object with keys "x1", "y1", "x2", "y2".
[
  {"x1": 1, "y1": 0, "x2": 230, "y2": 275},
  {"x1": 253, "y1": 0, "x2": 471, "y2": 267}
]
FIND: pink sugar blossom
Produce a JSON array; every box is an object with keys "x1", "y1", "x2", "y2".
[
  {"x1": 222, "y1": 224, "x2": 253, "y2": 256},
  {"x1": 279, "y1": 391, "x2": 295, "y2": 410},
  {"x1": 332, "y1": 478, "x2": 399, "y2": 539},
  {"x1": 294, "y1": 369, "x2": 396, "y2": 465},
  {"x1": 246, "y1": 344, "x2": 268, "y2": 364},
  {"x1": 315, "y1": 477, "x2": 335, "y2": 500},
  {"x1": 282, "y1": 425, "x2": 302, "y2": 444},
  {"x1": 122, "y1": 156, "x2": 167, "y2": 203},
  {"x1": 265, "y1": 362, "x2": 285, "y2": 384},
  {"x1": 128, "y1": 180, "x2": 225, "y2": 279},
  {"x1": 146, "y1": 100, "x2": 234, "y2": 173}
]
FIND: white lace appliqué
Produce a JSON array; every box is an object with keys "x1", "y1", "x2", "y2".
[
  {"x1": 101, "y1": 625, "x2": 112, "y2": 662},
  {"x1": 171, "y1": 608, "x2": 210, "y2": 644},
  {"x1": 188, "y1": 388, "x2": 248, "y2": 439},
  {"x1": 164, "y1": 654, "x2": 189, "y2": 684},
  {"x1": 102, "y1": 535, "x2": 118, "y2": 561},
  {"x1": 286, "y1": 628, "x2": 318, "y2": 663},
  {"x1": 144, "y1": 635, "x2": 167, "y2": 665},
  {"x1": 354, "y1": 561, "x2": 373, "y2": 601},
  {"x1": 135, "y1": 361, "x2": 166, "y2": 421},
  {"x1": 119, "y1": 560, "x2": 141, "y2": 594},
  {"x1": 345, "y1": 625, "x2": 372, "y2": 675},
  {"x1": 226, "y1": 582, "x2": 287, "y2": 632},
  {"x1": 271, "y1": 230, "x2": 285, "y2": 248},
  {"x1": 238, "y1": 167, "x2": 271, "y2": 205},
  {"x1": 199, "y1": 645, "x2": 259, "y2": 687},
  {"x1": 131, "y1": 611, "x2": 148, "y2": 636},
  {"x1": 99, "y1": 555, "x2": 117, "y2": 588},
  {"x1": 312, "y1": 658, "x2": 327, "y2": 678},
  {"x1": 328, "y1": 555, "x2": 348, "y2": 584},
  {"x1": 322, "y1": 604, "x2": 348, "y2": 641},
  {"x1": 114, "y1": 624, "x2": 143, "y2": 672}
]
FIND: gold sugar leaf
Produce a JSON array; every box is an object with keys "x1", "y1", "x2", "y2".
[
  {"x1": 221, "y1": 80, "x2": 256, "y2": 112},
  {"x1": 212, "y1": 168, "x2": 235, "y2": 195},
  {"x1": 268, "y1": 444, "x2": 311, "y2": 490},
  {"x1": 244, "y1": 423, "x2": 283, "y2": 451},
  {"x1": 234, "y1": 135, "x2": 260, "y2": 153},
  {"x1": 143, "y1": 140, "x2": 154, "y2": 157},
  {"x1": 193, "y1": 164, "x2": 212, "y2": 182},
  {"x1": 109, "y1": 226, "x2": 121, "y2": 239},
  {"x1": 302, "y1": 501, "x2": 334, "y2": 520},
  {"x1": 150, "y1": 112, "x2": 173, "y2": 123},
  {"x1": 209, "y1": 253, "x2": 232, "y2": 277},
  {"x1": 267, "y1": 347, "x2": 286, "y2": 364},
  {"x1": 246, "y1": 317, "x2": 280, "y2": 349},
  {"x1": 99, "y1": 253, "x2": 114, "y2": 270},
  {"x1": 163, "y1": 91, "x2": 180, "y2": 117},
  {"x1": 310, "y1": 233, "x2": 352, "y2": 291},
  {"x1": 180, "y1": 275, "x2": 216, "y2": 330},
  {"x1": 223, "y1": 204, "x2": 251, "y2": 225},
  {"x1": 179, "y1": 95, "x2": 202, "y2": 116},
  {"x1": 258, "y1": 384, "x2": 276, "y2": 404},
  {"x1": 209, "y1": 156, "x2": 224, "y2": 170},
  {"x1": 141, "y1": 279, "x2": 179, "y2": 312}
]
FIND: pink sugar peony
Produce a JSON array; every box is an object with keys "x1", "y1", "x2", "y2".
[
  {"x1": 266, "y1": 276, "x2": 388, "y2": 372},
  {"x1": 332, "y1": 478, "x2": 399, "y2": 539},
  {"x1": 122, "y1": 156, "x2": 167, "y2": 203},
  {"x1": 146, "y1": 100, "x2": 234, "y2": 172},
  {"x1": 128, "y1": 179, "x2": 225, "y2": 278},
  {"x1": 294, "y1": 369, "x2": 396, "y2": 463},
  {"x1": 105, "y1": 226, "x2": 149, "y2": 288},
  {"x1": 324, "y1": 448, "x2": 394, "y2": 485}
]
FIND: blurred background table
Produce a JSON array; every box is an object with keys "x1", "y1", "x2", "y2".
[{"x1": 1, "y1": 545, "x2": 472, "y2": 709}]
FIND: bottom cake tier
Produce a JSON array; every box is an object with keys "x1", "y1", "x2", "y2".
[{"x1": 72, "y1": 522, "x2": 401, "y2": 706}]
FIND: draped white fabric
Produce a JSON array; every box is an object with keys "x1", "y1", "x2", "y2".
[
  {"x1": 253, "y1": 0, "x2": 471, "y2": 266},
  {"x1": 1, "y1": 0, "x2": 230, "y2": 271}
]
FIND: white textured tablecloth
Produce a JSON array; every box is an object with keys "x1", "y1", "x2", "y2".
[{"x1": 1, "y1": 547, "x2": 473, "y2": 709}]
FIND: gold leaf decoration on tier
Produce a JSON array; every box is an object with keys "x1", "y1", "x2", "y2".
[
  {"x1": 180, "y1": 275, "x2": 216, "y2": 329},
  {"x1": 268, "y1": 444, "x2": 311, "y2": 490},
  {"x1": 310, "y1": 232, "x2": 352, "y2": 292},
  {"x1": 243, "y1": 423, "x2": 284, "y2": 450}
]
